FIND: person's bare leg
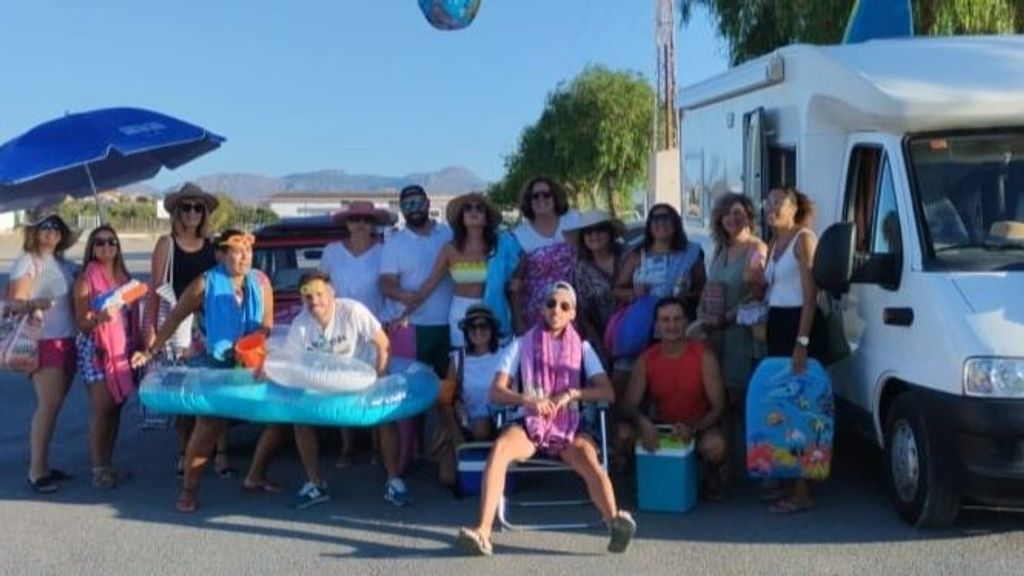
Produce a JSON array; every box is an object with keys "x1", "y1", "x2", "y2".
[
  {"x1": 245, "y1": 425, "x2": 286, "y2": 486},
  {"x1": 378, "y1": 423, "x2": 401, "y2": 479},
  {"x1": 88, "y1": 381, "x2": 117, "y2": 468},
  {"x1": 182, "y1": 417, "x2": 228, "y2": 490},
  {"x1": 470, "y1": 426, "x2": 535, "y2": 541},
  {"x1": 294, "y1": 426, "x2": 323, "y2": 485},
  {"x1": 560, "y1": 435, "x2": 618, "y2": 521},
  {"x1": 29, "y1": 368, "x2": 70, "y2": 480}
]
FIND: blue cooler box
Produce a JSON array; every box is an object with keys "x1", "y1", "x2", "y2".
[
  {"x1": 635, "y1": 435, "x2": 697, "y2": 513},
  {"x1": 457, "y1": 443, "x2": 515, "y2": 495}
]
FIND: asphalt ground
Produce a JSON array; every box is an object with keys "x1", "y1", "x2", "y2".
[{"x1": 0, "y1": 234, "x2": 1022, "y2": 576}]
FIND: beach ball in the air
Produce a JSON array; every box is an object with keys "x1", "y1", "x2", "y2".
[{"x1": 418, "y1": 0, "x2": 481, "y2": 31}]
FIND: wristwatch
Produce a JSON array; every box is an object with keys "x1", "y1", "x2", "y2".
[{"x1": 796, "y1": 335, "x2": 810, "y2": 347}]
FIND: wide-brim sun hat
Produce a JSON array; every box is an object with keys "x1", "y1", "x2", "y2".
[
  {"x1": 22, "y1": 206, "x2": 81, "y2": 252},
  {"x1": 446, "y1": 192, "x2": 502, "y2": 229},
  {"x1": 334, "y1": 201, "x2": 397, "y2": 226},
  {"x1": 562, "y1": 210, "x2": 626, "y2": 242},
  {"x1": 163, "y1": 182, "x2": 220, "y2": 214}
]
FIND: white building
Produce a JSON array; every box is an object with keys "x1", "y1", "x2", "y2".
[{"x1": 267, "y1": 190, "x2": 458, "y2": 222}]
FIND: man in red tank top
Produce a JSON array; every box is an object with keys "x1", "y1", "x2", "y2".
[{"x1": 619, "y1": 297, "x2": 729, "y2": 499}]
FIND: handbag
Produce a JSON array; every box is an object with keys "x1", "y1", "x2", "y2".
[
  {"x1": 817, "y1": 294, "x2": 851, "y2": 366},
  {"x1": 698, "y1": 281, "x2": 727, "y2": 326},
  {"x1": 153, "y1": 238, "x2": 194, "y2": 350},
  {"x1": 0, "y1": 310, "x2": 42, "y2": 373}
]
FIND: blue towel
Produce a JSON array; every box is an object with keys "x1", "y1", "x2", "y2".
[
  {"x1": 483, "y1": 231, "x2": 522, "y2": 337},
  {"x1": 204, "y1": 264, "x2": 264, "y2": 363}
]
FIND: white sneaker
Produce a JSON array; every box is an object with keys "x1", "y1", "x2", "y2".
[
  {"x1": 294, "y1": 481, "x2": 330, "y2": 509},
  {"x1": 384, "y1": 477, "x2": 412, "y2": 507}
]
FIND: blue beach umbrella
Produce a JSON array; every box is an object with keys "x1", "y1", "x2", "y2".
[{"x1": 0, "y1": 107, "x2": 225, "y2": 212}]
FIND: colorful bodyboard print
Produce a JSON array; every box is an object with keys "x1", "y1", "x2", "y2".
[{"x1": 746, "y1": 357, "x2": 834, "y2": 480}]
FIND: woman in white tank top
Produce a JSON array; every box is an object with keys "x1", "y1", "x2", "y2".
[{"x1": 759, "y1": 186, "x2": 825, "y2": 514}]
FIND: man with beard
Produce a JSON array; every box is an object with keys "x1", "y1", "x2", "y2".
[{"x1": 378, "y1": 184, "x2": 453, "y2": 505}]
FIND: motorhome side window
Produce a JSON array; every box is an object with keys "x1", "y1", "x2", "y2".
[
  {"x1": 845, "y1": 145, "x2": 900, "y2": 256},
  {"x1": 908, "y1": 130, "x2": 1024, "y2": 271}
]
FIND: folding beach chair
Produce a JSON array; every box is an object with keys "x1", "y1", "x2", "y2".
[{"x1": 493, "y1": 368, "x2": 610, "y2": 532}]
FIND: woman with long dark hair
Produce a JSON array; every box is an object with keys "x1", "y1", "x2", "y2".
[
  {"x1": 72, "y1": 225, "x2": 142, "y2": 490},
  {"x1": 410, "y1": 192, "x2": 521, "y2": 347}
]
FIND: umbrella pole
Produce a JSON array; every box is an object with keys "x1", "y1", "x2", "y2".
[{"x1": 84, "y1": 163, "x2": 106, "y2": 224}]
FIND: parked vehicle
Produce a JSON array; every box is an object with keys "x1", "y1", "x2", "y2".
[
  {"x1": 676, "y1": 36, "x2": 1024, "y2": 527},
  {"x1": 252, "y1": 215, "x2": 348, "y2": 325}
]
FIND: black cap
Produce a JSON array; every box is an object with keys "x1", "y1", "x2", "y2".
[{"x1": 400, "y1": 184, "x2": 427, "y2": 200}]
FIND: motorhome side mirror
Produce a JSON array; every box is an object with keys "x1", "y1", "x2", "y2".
[{"x1": 813, "y1": 222, "x2": 855, "y2": 297}]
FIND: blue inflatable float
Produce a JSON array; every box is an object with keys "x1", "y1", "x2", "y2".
[{"x1": 139, "y1": 358, "x2": 440, "y2": 427}]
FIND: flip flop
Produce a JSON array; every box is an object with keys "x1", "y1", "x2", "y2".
[
  {"x1": 455, "y1": 527, "x2": 493, "y2": 556},
  {"x1": 769, "y1": 498, "x2": 816, "y2": 515},
  {"x1": 47, "y1": 469, "x2": 75, "y2": 482},
  {"x1": 214, "y1": 451, "x2": 238, "y2": 479},
  {"x1": 607, "y1": 511, "x2": 637, "y2": 554},
  {"x1": 243, "y1": 479, "x2": 283, "y2": 494},
  {"x1": 26, "y1": 475, "x2": 58, "y2": 494}
]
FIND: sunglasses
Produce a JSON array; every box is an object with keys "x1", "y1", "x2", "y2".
[
  {"x1": 466, "y1": 321, "x2": 492, "y2": 332},
  {"x1": 93, "y1": 237, "x2": 119, "y2": 248},
  {"x1": 400, "y1": 196, "x2": 428, "y2": 212},
  {"x1": 462, "y1": 203, "x2": 486, "y2": 214},
  {"x1": 530, "y1": 190, "x2": 553, "y2": 201},
  {"x1": 650, "y1": 212, "x2": 675, "y2": 224},
  {"x1": 347, "y1": 215, "x2": 376, "y2": 224},
  {"x1": 178, "y1": 202, "x2": 206, "y2": 214},
  {"x1": 545, "y1": 299, "x2": 572, "y2": 312},
  {"x1": 36, "y1": 220, "x2": 63, "y2": 232}
]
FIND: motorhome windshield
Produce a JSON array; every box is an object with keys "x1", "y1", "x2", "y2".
[{"x1": 908, "y1": 130, "x2": 1024, "y2": 271}]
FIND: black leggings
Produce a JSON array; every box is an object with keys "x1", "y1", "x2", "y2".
[{"x1": 766, "y1": 306, "x2": 826, "y2": 362}]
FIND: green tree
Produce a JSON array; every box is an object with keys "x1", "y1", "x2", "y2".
[
  {"x1": 490, "y1": 66, "x2": 655, "y2": 217},
  {"x1": 681, "y1": 0, "x2": 1024, "y2": 65}
]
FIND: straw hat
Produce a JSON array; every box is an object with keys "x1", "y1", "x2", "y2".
[
  {"x1": 22, "y1": 206, "x2": 81, "y2": 252},
  {"x1": 163, "y1": 182, "x2": 220, "y2": 214},
  {"x1": 445, "y1": 192, "x2": 501, "y2": 229},
  {"x1": 334, "y1": 201, "x2": 397, "y2": 226},
  {"x1": 561, "y1": 210, "x2": 626, "y2": 241}
]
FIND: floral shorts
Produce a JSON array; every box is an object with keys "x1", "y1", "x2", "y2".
[{"x1": 75, "y1": 333, "x2": 104, "y2": 384}]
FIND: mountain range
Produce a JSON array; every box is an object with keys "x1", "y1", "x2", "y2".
[{"x1": 123, "y1": 166, "x2": 487, "y2": 204}]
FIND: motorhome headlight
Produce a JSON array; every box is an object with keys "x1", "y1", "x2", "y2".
[{"x1": 963, "y1": 358, "x2": 1024, "y2": 398}]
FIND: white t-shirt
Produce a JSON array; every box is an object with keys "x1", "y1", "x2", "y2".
[
  {"x1": 496, "y1": 335, "x2": 605, "y2": 381},
  {"x1": 285, "y1": 297, "x2": 382, "y2": 364},
  {"x1": 379, "y1": 222, "x2": 453, "y2": 325},
  {"x1": 513, "y1": 211, "x2": 580, "y2": 254},
  {"x1": 9, "y1": 254, "x2": 76, "y2": 339},
  {"x1": 451, "y1": 345, "x2": 508, "y2": 419},
  {"x1": 319, "y1": 241, "x2": 385, "y2": 318}
]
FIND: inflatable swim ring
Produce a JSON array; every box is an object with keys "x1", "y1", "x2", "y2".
[
  {"x1": 263, "y1": 349, "x2": 378, "y2": 393},
  {"x1": 139, "y1": 358, "x2": 439, "y2": 427}
]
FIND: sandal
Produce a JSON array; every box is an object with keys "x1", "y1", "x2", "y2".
[
  {"x1": 214, "y1": 451, "x2": 238, "y2": 479},
  {"x1": 769, "y1": 498, "x2": 816, "y2": 515},
  {"x1": 92, "y1": 466, "x2": 119, "y2": 491},
  {"x1": 243, "y1": 479, "x2": 283, "y2": 494},
  {"x1": 47, "y1": 468, "x2": 75, "y2": 482},
  {"x1": 26, "y1": 474, "x2": 58, "y2": 494},
  {"x1": 455, "y1": 527, "x2": 493, "y2": 556},
  {"x1": 176, "y1": 486, "x2": 199, "y2": 513},
  {"x1": 607, "y1": 511, "x2": 637, "y2": 554}
]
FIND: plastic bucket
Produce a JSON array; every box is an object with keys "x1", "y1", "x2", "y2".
[{"x1": 234, "y1": 332, "x2": 267, "y2": 371}]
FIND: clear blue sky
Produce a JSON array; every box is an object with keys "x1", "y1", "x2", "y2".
[{"x1": 0, "y1": 1, "x2": 728, "y2": 186}]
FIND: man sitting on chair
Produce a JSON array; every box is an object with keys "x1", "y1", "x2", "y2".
[
  {"x1": 619, "y1": 296, "x2": 729, "y2": 500},
  {"x1": 455, "y1": 281, "x2": 636, "y2": 556}
]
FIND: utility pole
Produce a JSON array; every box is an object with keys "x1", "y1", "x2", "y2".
[{"x1": 649, "y1": 0, "x2": 681, "y2": 212}]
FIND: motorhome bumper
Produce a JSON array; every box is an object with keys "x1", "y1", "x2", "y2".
[{"x1": 920, "y1": 390, "x2": 1024, "y2": 504}]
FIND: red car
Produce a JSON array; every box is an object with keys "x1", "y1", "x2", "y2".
[{"x1": 252, "y1": 214, "x2": 348, "y2": 325}]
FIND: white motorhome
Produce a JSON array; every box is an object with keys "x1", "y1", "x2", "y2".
[{"x1": 677, "y1": 36, "x2": 1024, "y2": 527}]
